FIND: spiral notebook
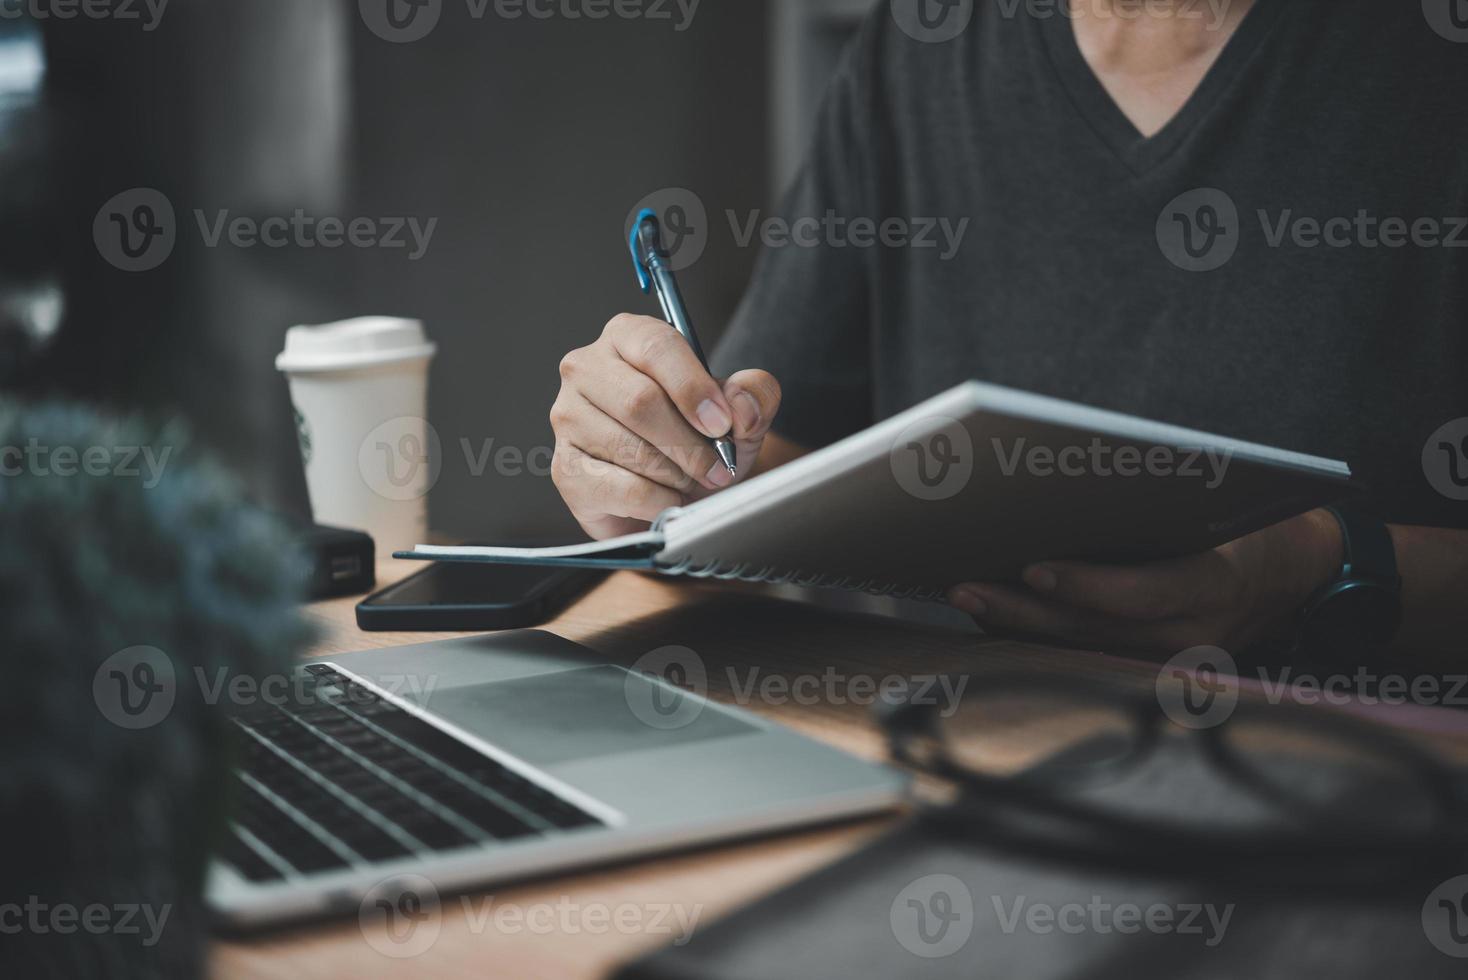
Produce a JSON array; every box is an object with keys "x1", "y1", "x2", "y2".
[{"x1": 398, "y1": 382, "x2": 1355, "y2": 599}]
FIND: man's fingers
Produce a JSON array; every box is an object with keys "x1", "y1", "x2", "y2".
[
  {"x1": 949, "y1": 582, "x2": 1104, "y2": 639},
  {"x1": 606, "y1": 314, "x2": 734, "y2": 440},
  {"x1": 552, "y1": 393, "x2": 700, "y2": 494},
  {"x1": 574, "y1": 357, "x2": 727, "y2": 489},
  {"x1": 948, "y1": 582, "x2": 1188, "y2": 652},
  {"x1": 552, "y1": 445, "x2": 685, "y2": 527},
  {"x1": 551, "y1": 317, "x2": 784, "y2": 534},
  {"x1": 1019, "y1": 553, "x2": 1222, "y2": 621},
  {"x1": 722, "y1": 369, "x2": 781, "y2": 443}
]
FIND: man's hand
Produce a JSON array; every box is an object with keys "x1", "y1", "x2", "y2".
[
  {"x1": 550, "y1": 314, "x2": 782, "y2": 540},
  {"x1": 948, "y1": 510, "x2": 1345, "y2": 657}
]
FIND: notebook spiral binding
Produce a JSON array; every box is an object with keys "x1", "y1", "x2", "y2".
[{"x1": 651, "y1": 509, "x2": 947, "y2": 602}]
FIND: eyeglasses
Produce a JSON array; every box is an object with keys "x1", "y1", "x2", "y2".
[{"x1": 877, "y1": 671, "x2": 1468, "y2": 889}]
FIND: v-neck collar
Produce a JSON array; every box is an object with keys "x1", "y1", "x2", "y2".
[{"x1": 1035, "y1": 0, "x2": 1286, "y2": 175}]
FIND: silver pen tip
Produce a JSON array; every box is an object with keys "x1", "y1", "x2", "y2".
[{"x1": 715, "y1": 440, "x2": 738, "y2": 477}]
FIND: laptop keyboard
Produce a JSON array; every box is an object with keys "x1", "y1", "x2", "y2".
[{"x1": 219, "y1": 663, "x2": 604, "y2": 883}]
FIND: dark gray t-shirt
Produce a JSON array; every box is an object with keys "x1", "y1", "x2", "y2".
[{"x1": 712, "y1": 0, "x2": 1468, "y2": 526}]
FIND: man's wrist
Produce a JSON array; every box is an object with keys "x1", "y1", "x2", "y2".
[
  {"x1": 1292, "y1": 507, "x2": 1346, "y2": 605},
  {"x1": 1247, "y1": 510, "x2": 1344, "y2": 657},
  {"x1": 1292, "y1": 506, "x2": 1406, "y2": 670}
]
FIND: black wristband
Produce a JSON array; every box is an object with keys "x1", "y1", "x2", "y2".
[
  {"x1": 1329, "y1": 505, "x2": 1397, "y2": 583},
  {"x1": 1296, "y1": 506, "x2": 1401, "y2": 667}
]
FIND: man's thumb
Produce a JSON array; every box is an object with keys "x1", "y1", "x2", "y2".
[{"x1": 722, "y1": 369, "x2": 781, "y2": 442}]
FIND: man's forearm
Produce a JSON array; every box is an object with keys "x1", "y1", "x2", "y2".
[{"x1": 1389, "y1": 525, "x2": 1468, "y2": 670}]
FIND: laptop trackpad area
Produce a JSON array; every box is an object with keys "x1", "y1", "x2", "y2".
[{"x1": 422, "y1": 665, "x2": 758, "y2": 767}]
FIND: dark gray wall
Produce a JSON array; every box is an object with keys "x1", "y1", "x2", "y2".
[
  {"x1": 19, "y1": 1, "x2": 775, "y2": 543},
  {"x1": 21, "y1": 1, "x2": 356, "y2": 511},
  {"x1": 349, "y1": 3, "x2": 770, "y2": 542}
]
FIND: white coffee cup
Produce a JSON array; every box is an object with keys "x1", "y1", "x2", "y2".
[{"x1": 276, "y1": 317, "x2": 438, "y2": 557}]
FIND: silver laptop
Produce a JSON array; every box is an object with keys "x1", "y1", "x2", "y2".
[{"x1": 208, "y1": 630, "x2": 905, "y2": 928}]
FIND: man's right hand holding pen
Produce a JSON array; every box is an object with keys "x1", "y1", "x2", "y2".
[{"x1": 550, "y1": 314, "x2": 786, "y2": 541}]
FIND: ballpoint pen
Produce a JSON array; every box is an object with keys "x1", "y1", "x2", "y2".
[{"x1": 629, "y1": 207, "x2": 738, "y2": 478}]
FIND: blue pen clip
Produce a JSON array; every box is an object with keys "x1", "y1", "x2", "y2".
[
  {"x1": 629, "y1": 207, "x2": 657, "y2": 293},
  {"x1": 623, "y1": 204, "x2": 738, "y2": 476}
]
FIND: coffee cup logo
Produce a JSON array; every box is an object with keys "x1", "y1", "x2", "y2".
[{"x1": 293, "y1": 405, "x2": 314, "y2": 467}]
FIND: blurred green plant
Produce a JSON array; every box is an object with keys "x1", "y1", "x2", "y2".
[{"x1": 0, "y1": 401, "x2": 314, "y2": 978}]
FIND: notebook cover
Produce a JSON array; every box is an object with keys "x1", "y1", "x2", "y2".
[{"x1": 398, "y1": 382, "x2": 1355, "y2": 593}]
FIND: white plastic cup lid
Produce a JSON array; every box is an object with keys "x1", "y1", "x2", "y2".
[{"x1": 276, "y1": 316, "x2": 437, "y2": 373}]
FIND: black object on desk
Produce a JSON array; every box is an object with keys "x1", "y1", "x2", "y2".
[
  {"x1": 356, "y1": 561, "x2": 603, "y2": 631},
  {"x1": 616, "y1": 734, "x2": 1468, "y2": 980},
  {"x1": 298, "y1": 522, "x2": 376, "y2": 598}
]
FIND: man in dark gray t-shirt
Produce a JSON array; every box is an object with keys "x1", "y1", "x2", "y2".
[{"x1": 550, "y1": 0, "x2": 1466, "y2": 665}]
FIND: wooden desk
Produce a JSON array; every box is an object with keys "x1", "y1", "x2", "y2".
[
  {"x1": 211, "y1": 561, "x2": 1468, "y2": 979},
  {"x1": 211, "y1": 560, "x2": 1118, "y2": 979}
]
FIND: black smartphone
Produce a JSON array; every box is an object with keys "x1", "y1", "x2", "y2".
[{"x1": 355, "y1": 562, "x2": 604, "y2": 632}]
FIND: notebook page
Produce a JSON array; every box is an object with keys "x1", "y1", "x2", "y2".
[{"x1": 402, "y1": 531, "x2": 664, "y2": 563}]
